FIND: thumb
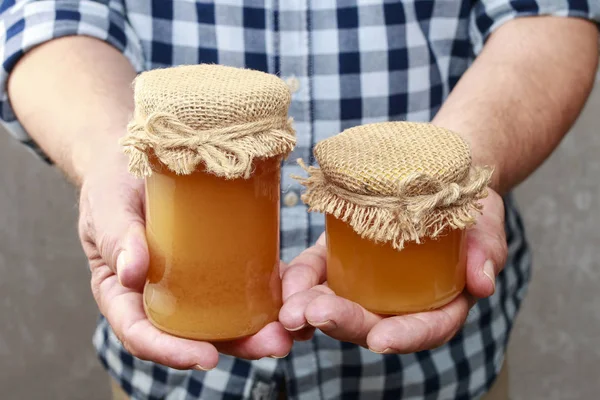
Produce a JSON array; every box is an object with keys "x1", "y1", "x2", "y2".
[
  {"x1": 113, "y1": 220, "x2": 149, "y2": 291},
  {"x1": 465, "y1": 190, "x2": 507, "y2": 299},
  {"x1": 79, "y1": 177, "x2": 149, "y2": 291}
]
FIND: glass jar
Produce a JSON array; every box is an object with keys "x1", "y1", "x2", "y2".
[
  {"x1": 120, "y1": 64, "x2": 296, "y2": 341},
  {"x1": 298, "y1": 121, "x2": 491, "y2": 316},
  {"x1": 143, "y1": 157, "x2": 282, "y2": 341},
  {"x1": 326, "y1": 214, "x2": 467, "y2": 314}
]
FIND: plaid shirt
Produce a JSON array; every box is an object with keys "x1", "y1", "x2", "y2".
[{"x1": 2, "y1": 1, "x2": 598, "y2": 399}]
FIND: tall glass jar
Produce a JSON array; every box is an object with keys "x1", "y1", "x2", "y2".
[{"x1": 120, "y1": 65, "x2": 296, "y2": 340}]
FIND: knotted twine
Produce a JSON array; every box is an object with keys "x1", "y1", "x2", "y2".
[
  {"x1": 296, "y1": 122, "x2": 493, "y2": 250},
  {"x1": 120, "y1": 64, "x2": 296, "y2": 179}
]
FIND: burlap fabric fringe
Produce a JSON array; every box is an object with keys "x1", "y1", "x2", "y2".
[
  {"x1": 296, "y1": 122, "x2": 493, "y2": 250},
  {"x1": 121, "y1": 113, "x2": 295, "y2": 179},
  {"x1": 298, "y1": 161, "x2": 492, "y2": 249}
]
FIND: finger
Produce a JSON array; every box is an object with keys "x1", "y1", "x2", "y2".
[
  {"x1": 281, "y1": 233, "x2": 327, "y2": 301},
  {"x1": 80, "y1": 177, "x2": 149, "y2": 291},
  {"x1": 215, "y1": 322, "x2": 293, "y2": 359},
  {"x1": 279, "y1": 285, "x2": 334, "y2": 332},
  {"x1": 303, "y1": 292, "x2": 382, "y2": 347},
  {"x1": 466, "y1": 190, "x2": 507, "y2": 298},
  {"x1": 91, "y1": 265, "x2": 219, "y2": 370},
  {"x1": 366, "y1": 293, "x2": 474, "y2": 354},
  {"x1": 290, "y1": 326, "x2": 316, "y2": 342}
]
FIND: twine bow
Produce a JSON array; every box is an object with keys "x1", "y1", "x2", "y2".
[{"x1": 120, "y1": 112, "x2": 296, "y2": 179}]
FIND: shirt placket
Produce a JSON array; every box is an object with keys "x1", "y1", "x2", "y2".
[
  {"x1": 275, "y1": 1, "x2": 323, "y2": 400},
  {"x1": 277, "y1": 0, "x2": 312, "y2": 263}
]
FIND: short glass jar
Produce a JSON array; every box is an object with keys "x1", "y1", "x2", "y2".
[{"x1": 298, "y1": 122, "x2": 490, "y2": 314}]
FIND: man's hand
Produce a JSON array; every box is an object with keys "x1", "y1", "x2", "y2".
[
  {"x1": 279, "y1": 189, "x2": 506, "y2": 352},
  {"x1": 79, "y1": 155, "x2": 293, "y2": 370},
  {"x1": 8, "y1": 37, "x2": 293, "y2": 370}
]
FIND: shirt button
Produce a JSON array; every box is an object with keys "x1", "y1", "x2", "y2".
[
  {"x1": 285, "y1": 76, "x2": 300, "y2": 93},
  {"x1": 283, "y1": 191, "x2": 299, "y2": 207}
]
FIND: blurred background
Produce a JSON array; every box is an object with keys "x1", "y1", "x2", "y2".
[{"x1": 1, "y1": 84, "x2": 599, "y2": 399}]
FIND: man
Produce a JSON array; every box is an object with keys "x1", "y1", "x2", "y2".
[{"x1": 1, "y1": 1, "x2": 598, "y2": 399}]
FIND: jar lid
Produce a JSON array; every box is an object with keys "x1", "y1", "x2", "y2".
[
  {"x1": 120, "y1": 64, "x2": 296, "y2": 179},
  {"x1": 297, "y1": 122, "x2": 492, "y2": 250}
]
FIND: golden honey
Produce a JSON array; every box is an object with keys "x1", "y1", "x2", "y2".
[
  {"x1": 143, "y1": 158, "x2": 282, "y2": 341},
  {"x1": 326, "y1": 214, "x2": 467, "y2": 314}
]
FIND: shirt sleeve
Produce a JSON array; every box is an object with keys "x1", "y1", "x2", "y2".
[
  {"x1": 0, "y1": 0, "x2": 145, "y2": 162},
  {"x1": 470, "y1": 0, "x2": 600, "y2": 54}
]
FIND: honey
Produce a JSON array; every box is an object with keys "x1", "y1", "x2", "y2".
[
  {"x1": 326, "y1": 214, "x2": 467, "y2": 314},
  {"x1": 143, "y1": 157, "x2": 282, "y2": 341}
]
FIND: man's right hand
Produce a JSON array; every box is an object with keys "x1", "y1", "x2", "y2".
[
  {"x1": 7, "y1": 36, "x2": 293, "y2": 371},
  {"x1": 78, "y1": 155, "x2": 293, "y2": 370}
]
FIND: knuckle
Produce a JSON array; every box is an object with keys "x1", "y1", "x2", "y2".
[
  {"x1": 96, "y1": 233, "x2": 120, "y2": 269},
  {"x1": 285, "y1": 263, "x2": 319, "y2": 287},
  {"x1": 311, "y1": 291, "x2": 336, "y2": 308},
  {"x1": 77, "y1": 209, "x2": 94, "y2": 242},
  {"x1": 292, "y1": 252, "x2": 325, "y2": 274},
  {"x1": 312, "y1": 285, "x2": 334, "y2": 295},
  {"x1": 120, "y1": 332, "x2": 140, "y2": 359}
]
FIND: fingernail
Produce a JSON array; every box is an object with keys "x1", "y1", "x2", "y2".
[
  {"x1": 307, "y1": 319, "x2": 337, "y2": 330},
  {"x1": 193, "y1": 364, "x2": 214, "y2": 372},
  {"x1": 285, "y1": 323, "x2": 308, "y2": 332},
  {"x1": 369, "y1": 347, "x2": 393, "y2": 354},
  {"x1": 270, "y1": 352, "x2": 290, "y2": 359},
  {"x1": 483, "y1": 260, "x2": 496, "y2": 292},
  {"x1": 116, "y1": 251, "x2": 127, "y2": 286}
]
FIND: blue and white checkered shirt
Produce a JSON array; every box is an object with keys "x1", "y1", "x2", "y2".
[{"x1": 1, "y1": 1, "x2": 598, "y2": 399}]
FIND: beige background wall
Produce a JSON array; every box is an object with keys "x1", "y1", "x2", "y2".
[{"x1": 1, "y1": 85, "x2": 599, "y2": 400}]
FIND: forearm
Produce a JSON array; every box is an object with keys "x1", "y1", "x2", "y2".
[
  {"x1": 433, "y1": 17, "x2": 598, "y2": 194},
  {"x1": 7, "y1": 36, "x2": 137, "y2": 186}
]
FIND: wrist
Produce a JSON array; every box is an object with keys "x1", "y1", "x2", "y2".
[{"x1": 430, "y1": 118, "x2": 504, "y2": 194}]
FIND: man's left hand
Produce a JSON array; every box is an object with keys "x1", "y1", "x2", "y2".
[{"x1": 279, "y1": 189, "x2": 506, "y2": 353}]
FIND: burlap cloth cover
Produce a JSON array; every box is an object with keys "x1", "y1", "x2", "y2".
[
  {"x1": 297, "y1": 122, "x2": 493, "y2": 250},
  {"x1": 120, "y1": 64, "x2": 296, "y2": 179}
]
